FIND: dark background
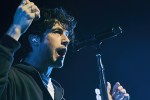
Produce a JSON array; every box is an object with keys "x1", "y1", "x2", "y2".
[{"x1": 0, "y1": 0, "x2": 150, "y2": 100}]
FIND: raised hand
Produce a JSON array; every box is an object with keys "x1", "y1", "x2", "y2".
[{"x1": 6, "y1": 0, "x2": 40, "y2": 41}]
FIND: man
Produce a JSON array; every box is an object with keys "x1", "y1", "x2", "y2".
[{"x1": 0, "y1": 0, "x2": 130, "y2": 100}]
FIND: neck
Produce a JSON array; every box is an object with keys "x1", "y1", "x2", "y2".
[
  {"x1": 41, "y1": 68, "x2": 53, "y2": 84},
  {"x1": 23, "y1": 53, "x2": 53, "y2": 78}
]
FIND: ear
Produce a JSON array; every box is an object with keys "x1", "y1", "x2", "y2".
[{"x1": 28, "y1": 34, "x2": 40, "y2": 48}]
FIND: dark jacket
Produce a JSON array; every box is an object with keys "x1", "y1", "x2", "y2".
[{"x1": 0, "y1": 35, "x2": 64, "y2": 100}]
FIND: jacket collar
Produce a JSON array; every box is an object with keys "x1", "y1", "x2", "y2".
[{"x1": 14, "y1": 63, "x2": 64, "y2": 100}]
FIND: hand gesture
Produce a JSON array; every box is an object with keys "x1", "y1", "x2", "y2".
[
  {"x1": 95, "y1": 82, "x2": 130, "y2": 100},
  {"x1": 6, "y1": 0, "x2": 40, "y2": 40}
]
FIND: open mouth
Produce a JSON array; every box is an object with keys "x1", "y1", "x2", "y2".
[{"x1": 56, "y1": 48, "x2": 67, "y2": 57}]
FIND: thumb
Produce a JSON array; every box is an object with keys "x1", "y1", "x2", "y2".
[{"x1": 107, "y1": 82, "x2": 111, "y2": 94}]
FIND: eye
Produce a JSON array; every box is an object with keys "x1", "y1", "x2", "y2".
[{"x1": 53, "y1": 30, "x2": 62, "y2": 34}]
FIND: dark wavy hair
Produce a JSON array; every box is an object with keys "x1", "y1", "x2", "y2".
[
  {"x1": 26, "y1": 7, "x2": 77, "y2": 40},
  {"x1": 14, "y1": 7, "x2": 77, "y2": 63}
]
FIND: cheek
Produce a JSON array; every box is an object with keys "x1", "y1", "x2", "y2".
[
  {"x1": 46, "y1": 39, "x2": 56, "y2": 50},
  {"x1": 47, "y1": 35, "x2": 61, "y2": 48},
  {"x1": 45, "y1": 38, "x2": 57, "y2": 57}
]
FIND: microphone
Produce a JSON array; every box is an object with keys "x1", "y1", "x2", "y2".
[{"x1": 72, "y1": 26, "x2": 122, "y2": 51}]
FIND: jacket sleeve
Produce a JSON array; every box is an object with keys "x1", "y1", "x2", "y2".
[{"x1": 0, "y1": 35, "x2": 20, "y2": 96}]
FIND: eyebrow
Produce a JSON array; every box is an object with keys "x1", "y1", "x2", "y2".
[
  {"x1": 51, "y1": 28, "x2": 63, "y2": 32},
  {"x1": 51, "y1": 28, "x2": 69, "y2": 36}
]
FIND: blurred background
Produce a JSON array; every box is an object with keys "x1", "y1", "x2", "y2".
[{"x1": 0, "y1": 0, "x2": 150, "y2": 99}]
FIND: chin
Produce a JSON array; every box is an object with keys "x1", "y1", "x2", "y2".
[
  {"x1": 53, "y1": 63, "x2": 63, "y2": 68},
  {"x1": 55, "y1": 65, "x2": 63, "y2": 68},
  {"x1": 52, "y1": 57, "x2": 64, "y2": 68}
]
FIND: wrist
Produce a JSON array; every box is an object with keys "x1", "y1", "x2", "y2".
[{"x1": 6, "y1": 24, "x2": 22, "y2": 41}]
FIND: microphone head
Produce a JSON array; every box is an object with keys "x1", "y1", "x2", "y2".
[
  {"x1": 112, "y1": 26, "x2": 123, "y2": 35},
  {"x1": 72, "y1": 26, "x2": 123, "y2": 52}
]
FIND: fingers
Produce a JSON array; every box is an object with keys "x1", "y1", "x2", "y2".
[
  {"x1": 24, "y1": 2, "x2": 35, "y2": 9},
  {"x1": 18, "y1": 1, "x2": 40, "y2": 20},
  {"x1": 20, "y1": 0, "x2": 30, "y2": 7},
  {"x1": 34, "y1": 11, "x2": 40, "y2": 20},
  {"x1": 107, "y1": 82, "x2": 111, "y2": 94},
  {"x1": 123, "y1": 93, "x2": 130, "y2": 100},
  {"x1": 112, "y1": 82, "x2": 130, "y2": 100},
  {"x1": 31, "y1": 5, "x2": 40, "y2": 20},
  {"x1": 112, "y1": 82, "x2": 120, "y2": 94}
]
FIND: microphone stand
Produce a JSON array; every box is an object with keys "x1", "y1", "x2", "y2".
[
  {"x1": 96, "y1": 44, "x2": 109, "y2": 100},
  {"x1": 73, "y1": 26, "x2": 122, "y2": 100}
]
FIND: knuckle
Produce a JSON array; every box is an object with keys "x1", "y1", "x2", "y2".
[
  {"x1": 124, "y1": 93, "x2": 129, "y2": 96},
  {"x1": 118, "y1": 86, "x2": 123, "y2": 90},
  {"x1": 34, "y1": 5, "x2": 38, "y2": 9},
  {"x1": 30, "y1": 2, "x2": 35, "y2": 5},
  {"x1": 123, "y1": 89, "x2": 126, "y2": 93}
]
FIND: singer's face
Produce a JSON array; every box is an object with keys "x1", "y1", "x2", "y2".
[{"x1": 39, "y1": 22, "x2": 70, "y2": 68}]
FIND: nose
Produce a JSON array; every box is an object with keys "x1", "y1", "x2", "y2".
[{"x1": 61, "y1": 34, "x2": 70, "y2": 47}]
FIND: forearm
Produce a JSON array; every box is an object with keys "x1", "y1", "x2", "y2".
[
  {"x1": 0, "y1": 35, "x2": 20, "y2": 96},
  {"x1": 0, "y1": 0, "x2": 40, "y2": 97}
]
